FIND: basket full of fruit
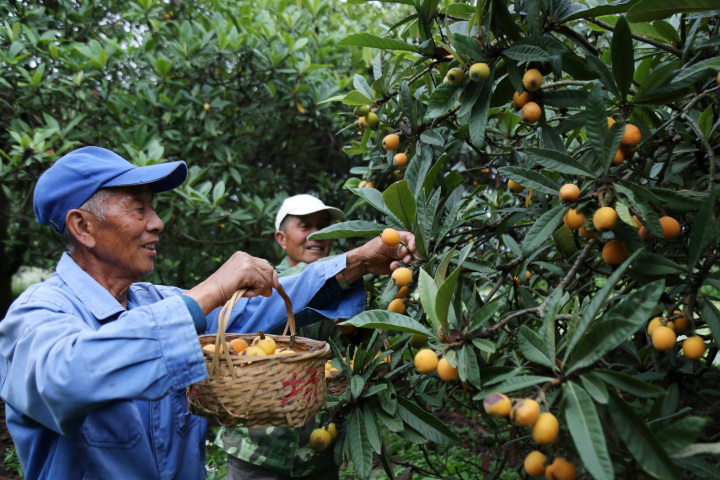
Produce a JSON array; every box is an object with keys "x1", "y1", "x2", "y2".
[{"x1": 187, "y1": 285, "x2": 330, "y2": 428}]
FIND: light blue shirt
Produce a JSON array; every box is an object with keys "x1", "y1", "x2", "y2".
[{"x1": 0, "y1": 252, "x2": 364, "y2": 480}]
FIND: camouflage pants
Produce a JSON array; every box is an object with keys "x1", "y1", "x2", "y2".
[{"x1": 227, "y1": 456, "x2": 340, "y2": 480}]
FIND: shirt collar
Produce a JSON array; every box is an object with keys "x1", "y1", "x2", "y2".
[{"x1": 55, "y1": 252, "x2": 127, "y2": 320}]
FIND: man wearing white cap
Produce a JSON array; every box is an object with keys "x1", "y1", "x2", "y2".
[
  {"x1": 217, "y1": 194, "x2": 347, "y2": 480},
  {"x1": 274, "y1": 194, "x2": 345, "y2": 269}
]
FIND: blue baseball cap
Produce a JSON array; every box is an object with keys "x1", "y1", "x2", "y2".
[{"x1": 34, "y1": 146, "x2": 188, "y2": 233}]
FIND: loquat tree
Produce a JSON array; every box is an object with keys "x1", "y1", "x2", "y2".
[{"x1": 311, "y1": 1, "x2": 720, "y2": 479}]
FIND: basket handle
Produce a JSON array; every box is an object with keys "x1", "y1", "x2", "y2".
[{"x1": 210, "y1": 283, "x2": 296, "y2": 378}]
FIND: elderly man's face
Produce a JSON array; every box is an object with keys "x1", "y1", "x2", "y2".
[
  {"x1": 275, "y1": 211, "x2": 332, "y2": 267},
  {"x1": 92, "y1": 186, "x2": 164, "y2": 281}
]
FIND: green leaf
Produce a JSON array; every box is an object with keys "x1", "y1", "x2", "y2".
[
  {"x1": 525, "y1": 147, "x2": 598, "y2": 178},
  {"x1": 348, "y1": 186, "x2": 395, "y2": 218},
  {"x1": 309, "y1": 221, "x2": 385, "y2": 240},
  {"x1": 435, "y1": 267, "x2": 461, "y2": 331},
  {"x1": 564, "y1": 382, "x2": 614, "y2": 480},
  {"x1": 473, "y1": 375, "x2": 555, "y2": 400},
  {"x1": 586, "y1": 83, "x2": 610, "y2": 162},
  {"x1": 468, "y1": 74, "x2": 492, "y2": 148},
  {"x1": 611, "y1": 16, "x2": 635, "y2": 99},
  {"x1": 383, "y1": 180, "x2": 416, "y2": 230},
  {"x1": 542, "y1": 89, "x2": 590, "y2": 107},
  {"x1": 521, "y1": 206, "x2": 566, "y2": 256},
  {"x1": 348, "y1": 410, "x2": 373, "y2": 479},
  {"x1": 590, "y1": 370, "x2": 665, "y2": 398},
  {"x1": 458, "y1": 344, "x2": 481, "y2": 386},
  {"x1": 418, "y1": 268, "x2": 440, "y2": 333},
  {"x1": 627, "y1": 0, "x2": 720, "y2": 22},
  {"x1": 497, "y1": 166, "x2": 560, "y2": 195},
  {"x1": 363, "y1": 406, "x2": 382, "y2": 454},
  {"x1": 559, "y1": 0, "x2": 639, "y2": 22},
  {"x1": 517, "y1": 325, "x2": 555, "y2": 369},
  {"x1": 702, "y1": 302, "x2": 720, "y2": 350},
  {"x1": 340, "y1": 311, "x2": 432, "y2": 335},
  {"x1": 350, "y1": 375, "x2": 366, "y2": 399},
  {"x1": 339, "y1": 33, "x2": 420, "y2": 52},
  {"x1": 502, "y1": 44, "x2": 551, "y2": 62},
  {"x1": 471, "y1": 338, "x2": 497, "y2": 355},
  {"x1": 453, "y1": 34, "x2": 488, "y2": 61},
  {"x1": 607, "y1": 391, "x2": 682, "y2": 480},
  {"x1": 396, "y1": 397, "x2": 459, "y2": 444},
  {"x1": 342, "y1": 90, "x2": 373, "y2": 105},
  {"x1": 425, "y1": 83, "x2": 460, "y2": 119},
  {"x1": 568, "y1": 281, "x2": 664, "y2": 372},
  {"x1": 629, "y1": 252, "x2": 683, "y2": 276},
  {"x1": 688, "y1": 193, "x2": 717, "y2": 268}
]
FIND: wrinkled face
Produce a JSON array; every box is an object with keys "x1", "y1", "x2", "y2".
[
  {"x1": 91, "y1": 186, "x2": 164, "y2": 282},
  {"x1": 276, "y1": 211, "x2": 333, "y2": 266}
]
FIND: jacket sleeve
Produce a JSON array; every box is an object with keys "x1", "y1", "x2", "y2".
[
  {"x1": 205, "y1": 253, "x2": 366, "y2": 335},
  {"x1": 0, "y1": 289, "x2": 207, "y2": 436}
]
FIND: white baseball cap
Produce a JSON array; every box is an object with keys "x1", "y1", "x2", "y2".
[{"x1": 275, "y1": 194, "x2": 345, "y2": 231}]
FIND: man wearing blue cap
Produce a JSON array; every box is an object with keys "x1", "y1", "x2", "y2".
[{"x1": 0, "y1": 146, "x2": 416, "y2": 480}]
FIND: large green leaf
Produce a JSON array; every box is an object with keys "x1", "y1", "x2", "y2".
[
  {"x1": 418, "y1": 268, "x2": 441, "y2": 333},
  {"x1": 309, "y1": 221, "x2": 384, "y2": 240},
  {"x1": 590, "y1": 370, "x2": 665, "y2": 398},
  {"x1": 348, "y1": 409, "x2": 373, "y2": 479},
  {"x1": 349, "y1": 186, "x2": 395, "y2": 218},
  {"x1": 434, "y1": 266, "x2": 460, "y2": 331},
  {"x1": 559, "y1": 0, "x2": 639, "y2": 22},
  {"x1": 627, "y1": 0, "x2": 720, "y2": 22},
  {"x1": 568, "y1": 281, "x2": 664, "y2": 372},
  {"x1": 396, "y1": 397, "x2": 459, "y2": 444},
  {"x1": 473, "y1": 375, "x2": 555, "y2": 400},
  {"x1": 382, "y1": 180, "x2": 416, "y2": 230},
  {"x1": 611, "y1": 16, "x2": 635, "y2": 99},
  {"x1": 468, "y1": 74, "x2": 492, "y2": 148},
  {"x1": 525, "y1": 147, "x2": 598, "y2": 178},
  {"x1": 517, "y1": 325, "x2": 555, "y2": 369},
  {"x1": 541, "y1": 89, "x2": 590, "y2": 107},
  {"x1": 607, "y1": 391, "x2": 682, "y2": 479},
  {"x1": 458, "y1": 344, "x2": 481, "y2": 387},
  {"x1": 497, "y1": 166, "x2": 560, "y2": 195},
  {"x1": 339, "y1": 33, "x2": 420, "y2": 52},
  {"x1": 628, "y1": 252, "x2": 683, "y2": 276},
  {"x1": 564, "y1": 382, "x2": 614, "y2": 480},
  {"x1": 425, "y1": 83, "x2": 460, "y2": 119},
  {"x1": 502, "y1": 44, "x2": 551, "y2": 62},
  {"x1": 453, "y1": 34, "x2": 488, "y2": 61},
  {"x1": 702, "y1": 302, "x2": 720, "y2": 350},
  {"x1": 521, "y1": 206, "x2": 566, "y2": 256},
  {"x1": 586, "y1": 83, "x2": 610, "y2": 162},
  {"x1": 688, "y1": 193, "x2": 718, "y2": 268},
  {"x1": 342, "y1": 89, "x2": 373, "y2": 105},
  {"x1": 340, "y1": 310, "x2": 432, "y2": 335}
]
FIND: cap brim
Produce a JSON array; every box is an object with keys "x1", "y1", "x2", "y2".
[
  {"x1": 287, "y1": 206, "x2": 345, "y2": 222},
  {"x1": 103, "y1": 161, "x2": 188, "y2": 193}
]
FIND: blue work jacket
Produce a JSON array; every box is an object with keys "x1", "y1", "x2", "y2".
[{"x1": 0, "y1": 253, "x2": 364, "y2": 480}]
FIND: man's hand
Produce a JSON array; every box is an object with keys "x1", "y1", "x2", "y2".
[
  {"x1": 342, "y1": 231, "x2": 416, "y2": 284},
  {"x1": 184, "y1": 252, "x2": 279, "y2": 314}
]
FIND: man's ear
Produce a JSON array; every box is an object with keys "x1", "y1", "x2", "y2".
[
  {"x1": 65, "y1": 209, "x2": 96, "y2": 249},
  {"x1": 274, "y1": 230, "x2": 287, "y2": 250}
]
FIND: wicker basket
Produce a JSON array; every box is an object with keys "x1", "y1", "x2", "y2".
[{"x1": 187, "y1": 285, "x2": 330, "y2": 428}]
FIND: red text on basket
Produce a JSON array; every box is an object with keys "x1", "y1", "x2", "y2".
[{"x1": 281, "y1": 369, "x2": 321, "y2": 405}]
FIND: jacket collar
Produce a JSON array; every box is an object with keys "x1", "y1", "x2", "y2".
[{"x1": 55, "y1": 253, "x2": 127, "y2": 321}]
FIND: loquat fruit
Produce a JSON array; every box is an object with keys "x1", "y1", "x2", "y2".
[
  {"x1": 309, "y1": 428, "x2": 332, "y2": 452},
  {"x1": 203, "y1": 103, "x2": 211, "y2": 111},
  {"x1": 382, "y1": 134, "x2": 400, "y2": 151},
  {"x1": 414, "y1": 348, "x2": 439, "y2": 374},
  {"x1": 521, "y1": 101, "x2": 542, "y2": 123},
  {"x1": 326, "y1": 423, "x2": 338, "y2": 442},
  {"x1": 358, "y1": 180, "x2": 367, "y2": 188},
  {"x1": 242, "y1": 346, "x2": 267, "y2": 357},
  {"x1": 526, "y1": 270, "x2": 532, "y2": 281},
  {"x1": 612, "y1": 148, "x2": 624, "y2": 166},
  {"x1": 512, "y1": 398, "x2": 541, "y2": 427},
  {"x1": 365, "y1": 112, "x2": 379, "y2": 129},
  {"x1": 445, "y1": 67, "x2": 465, "y2": 86},
  {"x1": 532, "y1": 412, "x2": 559, "y2": 445},
  {"x1": 524, "y1": 450, "x2": 548, "y2": 476},
  {"x1": 469, "y1": 62, "x2": 490, "y2": 82},
  {"x1": 659, "y1": 216, "x2": 681, "y2": 240},
  {"x1": 395, "y1": 286, "x2": 410, "y2": 299},
  {"x1": 672, "y1": 310, "x2": 688, "y2": 333},
  {"x1": 607, "y1": 117, "x2": 616, "y2": 128},
  {"x1": 545, "y1": 457, "x2": 576, "y2": 480},
  {"x1": 354, "y1": 105, "x2": 370, "y2": 117},
  {"x1": 602, "y1": 240, "x2": 627, "y2": 265},
  {"x1": 647, "y1": 317, "x2": 665, "y2": 337},
  {"x1": 230, "y1": 338, "x2": 249, "y2": 354},
  {"x1": 365, "y1": 181, "x2": 375, "y2": 188},
  {"x1": 621, "y1": 124, "x2": 641, "y2": 149},
  {"x1": 409, "y1": 332, "x2": 428, "y2": 349},
  {"x1": 252, "y1": 332, "x2": 276, "y2": 355},
  {"x1": 388, "y1": 298, "x2": 406, "y2": 314},
  {"x1": 391, "y1": 267, "x2": 413, "y2": 287},
  {"x1": 513, "y1": 90, "x2": 530, "y2": 108},
  {"x1": 682, "y1": 336, "x2": 706, "y2": 360},
  {"x1": 381, "y1": 228, "x2": 401, "y2": 247},
  {"x1": 508, "y1": 179, "x2": 524, "y2": 193},
  {"x1": 483, "y1": 393, "x2": 512, "y2": 417},
  {"x1": 593, "y1": 207, "x2": 618, "y2": 232},
  {"x1": 651, "y1": 325, "x2": 676, "y2": 351},
  {"x1": 523, "y1": 68, "x2": 543, "y2": 91},
  {"x1": 437, "y1": 358, "x2": 460, "y2": 382},
  {"x1": 563, "y1": 208, "x2": 585, "y2": 230},
  {"x1": 579, "y1": 226, "x2": 595, "y2": 239},
  {"x1": 559, "y1": 184, "x2": 580, "y2": 203},
  {"x1": 393, "y1": 152, "x2": 408, "y2": 168}
]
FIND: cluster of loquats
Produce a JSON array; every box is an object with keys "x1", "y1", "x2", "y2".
[
  {"x1": 443, "y1": 62, "x2": 492, "y2": 86},
  {"x1": 483, "y1": 393, "x2": 574, "y2": 479},
  {"x1": 382, "y1": 228, "x2": 414, "y2": 315},
  {"x1": 201, "y1": 332, "x2": 288, "y2": 359},
  {"x1": 411, "y1": 348, "x2": 460, "y2": 383},
  {"x1": 647, "y1": 310, "x2": 707, "y2": 360}
]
